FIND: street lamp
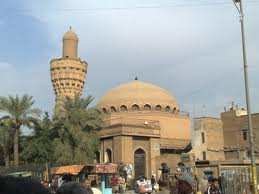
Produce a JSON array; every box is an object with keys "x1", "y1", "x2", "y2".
[{"x1": 232, "y1": 0, "x2": 258, "y2": 193}]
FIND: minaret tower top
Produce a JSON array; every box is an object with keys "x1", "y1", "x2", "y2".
[
  {"x1": 62, "y1": 26, "x2": 79, "y2": 59},
  {"x1": 50, "y1": 27, "x2": 88, "y2": 115}
]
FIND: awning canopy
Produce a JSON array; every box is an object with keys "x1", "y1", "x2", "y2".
[{"x1": 50, "y1": 165, "x2": 86, "y2": 176}]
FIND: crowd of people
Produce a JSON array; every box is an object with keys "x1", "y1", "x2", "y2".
[
  {"x1": 110, "y1": 174, "x2": 126, "y2": 193},
  {"x1": 0, "y1": 175, "x2": 93, "y2": 194},
  {"x1": 0, "y1": 161, "x2": 224, "y2": 194},
  {"x1": 158, "y1": 163, "x2": 222, "y2": 194},
  {"x1": 0, "y1": 174, "x2": 222, "y2": 194}
]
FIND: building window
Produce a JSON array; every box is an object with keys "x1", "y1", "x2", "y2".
[
  {"x1": 242, "y1": 130, "x2": 247, "y2": 141},
  {"x1": 102, "y1": 108, "x2": 108, "y2": 114},
  {"x1": 201, "y1": 132, "x2": 205, "y2": 143},
  {"x1": 132, "y1": 104, "x2": 140, "y2": 111},
  {"x1": 95, "y1": 151, "x2": 100, "y2": 163},
  {"x1": 165, "y1": 106, "x2": 171, "y2": 112},
  {"x1": 110, "y1": 106, "x2": 117, "y2": 112},
  {"x1": 155, "y1": 105, "x2": 162, "y2": 111},
  {"x1": 202, "y1": 151, "x2": 206, "y2": 160},
  {"x1": 120, "y1": 105, "x2": 127, "y2": 112},
  {"x1": 144, "y1": 104, "x2": 151, "y2": 111},
  {"x1": 105, "y1": 149, "x2": 112, "y2": 163}
]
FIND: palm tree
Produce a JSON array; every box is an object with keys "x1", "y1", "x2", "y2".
[
  {"x1": 53, "y1": 95, "x2": 102, "y2": 163},
  {"x1": 0, "y1": 95, "x2": 40, "y2": 166},
  {"x1": 63, "y1": 95, "x2": 102, "y2": 130},
  {"x1": 21, "y1": 112, "x2": 56, "y2": 164}
]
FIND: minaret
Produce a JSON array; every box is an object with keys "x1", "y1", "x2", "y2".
[
  {"x1": 62, "y1": 26, "x2": 78, "y2": 58},
  {"x1": 50, "y1": 27, "x2": 87, "y2": 114}
]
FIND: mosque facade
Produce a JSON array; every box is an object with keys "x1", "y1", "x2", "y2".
[
  {"x1": 50, "y1": 29, "x2": 191, "y2": 178},
  {"x1": 96, "y1": 80, "x2": 191, "y2": 178}
]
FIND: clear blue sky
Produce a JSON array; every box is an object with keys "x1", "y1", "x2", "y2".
[{"x1": 0, "y1": 0, "x2": 259, "y2": 117}]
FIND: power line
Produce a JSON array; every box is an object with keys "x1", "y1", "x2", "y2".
[{"x1": 1, "y1": 0, "x2": 258, "y2": 13}]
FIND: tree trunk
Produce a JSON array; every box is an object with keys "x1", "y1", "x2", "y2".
[
  {"x1": 2, "y1": 134, "x2": 10, "y2": 167},
  {"x1": 13, "y1": 128, "x2": 19, "y2": 166},
  {"x1": 4, "y1": 152, "x2": 9, "y2": 168},
  {"x1": 72, "y1": 145, "x2": 75, "y2": 161}
]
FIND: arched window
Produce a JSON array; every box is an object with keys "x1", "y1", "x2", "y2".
[
  {"x1": 95, "y1": 151, "x2": 100, "y2": 163},
  {"x1": 105, "y1": 149, "x2": 112, "y2": 163},
  {"x1": 132, "y1": 104, "x2": 140, "y2": 111},
  {"x1": 165, "y1": 106, "x2": 171, "y2": 112},
  {"x1": 102, "y1": 108, "x2": 108, "y2": 113},
  {"x1": 120, "y1": 105, "x2": 128, "y2": 112},
  {"x1": 155, "y1": 105, "x2": 162, "y2": 111},
  {"x1": 173, "y1": 107, "x2": 177, "y2": 113},
  {"x1": 144, "y1": 104, "x2": 151, "y2": 111},
  {"x1": 110, "y1": 106, "x2": 117, "y2": 112}
]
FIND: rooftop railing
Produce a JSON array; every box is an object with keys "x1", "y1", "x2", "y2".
[{"x1": 102, "y1": 117, "x2": 160, "y2": 129}]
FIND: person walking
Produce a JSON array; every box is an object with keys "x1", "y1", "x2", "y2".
[
  {"x1": 151, "y1": 175, "x2": 156, "y2": 192},
  {"x1": 205, "y1": 176, "x2": 221, "y2": 194}
]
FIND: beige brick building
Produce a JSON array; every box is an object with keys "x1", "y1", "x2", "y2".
[
  {"x1": 191, "y1": 104, "x2": 259, "y2": 162},
  {"x1": 96, "y1": 80, "x2": 191, "y2": 178},
  {"x1": 221, "y1": 104, "x2": 259, "y2": 160},
  {"x1": 192, "y1": 117, "x2": 225, "y2": 161}
]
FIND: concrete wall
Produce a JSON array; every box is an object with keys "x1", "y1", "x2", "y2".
[
  {"x1": 192, "y1": 117, "x2": 225, "y2": 161},
  {"x1": 221, "y1": 107, "x2": 259, "y2": 160},
  {"x1": 108, "y1": 112, "x2": 191, "y2": 140}
]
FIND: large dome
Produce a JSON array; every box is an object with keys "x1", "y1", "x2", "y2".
[{"x1": 97, "y1": 80, "x2": 179, "y2": 113}]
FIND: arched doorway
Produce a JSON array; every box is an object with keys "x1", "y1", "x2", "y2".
[
  {"x1": 95, "y1": 151, "x2": 100, "y2": 163},
  {"x1": 105, "y1": 149, "x2": 112, "y2": 163},
  {"x1": 134, "y1": 148, "x2": 146, "y2": 178}
]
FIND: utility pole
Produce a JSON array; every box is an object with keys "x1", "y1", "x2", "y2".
[{"x1": 232, "y1": 0, "x2": 258, "y2": 193}]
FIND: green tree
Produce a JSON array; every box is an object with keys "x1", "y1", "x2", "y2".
[
  {"x1": 21, "y1": 112, "x2": 55, "y2": 164},
  {"x1": 0, "y1": 95, "x2": 40, "y2": 166},
  {"x1": 53, "y1": 95, "x2": 102, "y2": 164}
]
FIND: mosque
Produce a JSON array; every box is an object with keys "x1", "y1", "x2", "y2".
[{"x1": 50, "y1": 28, "x2": 191, "y2": 178}]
